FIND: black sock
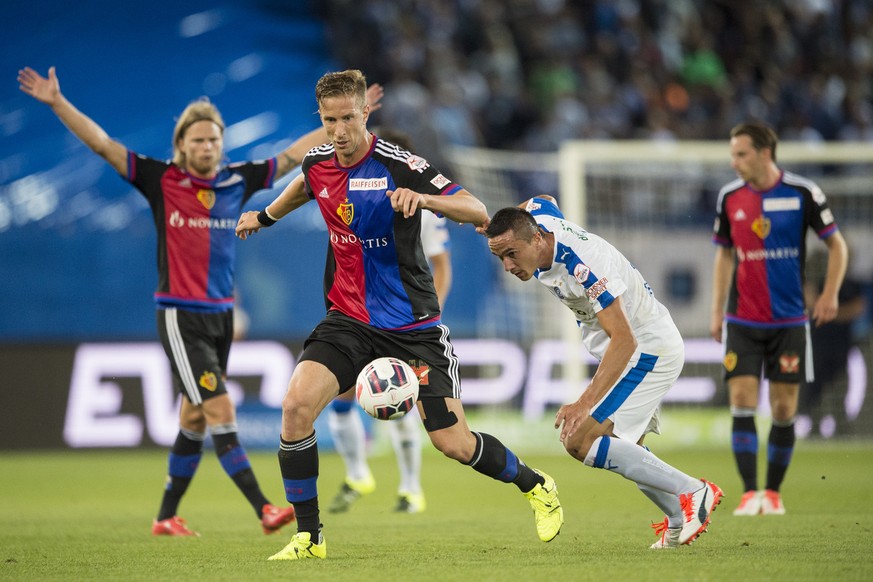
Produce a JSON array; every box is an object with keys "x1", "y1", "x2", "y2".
[
  {"x1": 465, "y1": 432, "x2": 543, "y2": 492},
  {"x1": 213, "y1": 431, "x2": 269, "y2": 516},
  {"x1": 278, "y1": 432, "x2": 320, "y2": 538},
  {"x1": 157, "y1": 430, "x2": 204, "y2": 521},
  {"x1": 766, "y1": 421, "x2": 796, "y2": 492},
  {"x1": 731, "y1": 413, "x2": 758, "y2": 492}
]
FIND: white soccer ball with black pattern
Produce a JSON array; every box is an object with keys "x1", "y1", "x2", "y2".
[{"x1": 355, "y1": 357, "x2": 420, "y2": 420}]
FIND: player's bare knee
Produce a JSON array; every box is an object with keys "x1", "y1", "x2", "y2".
[
  {"x1": 563, "y1": 443, "x2": 588, "y2": 462},
  {"x1": 281, "y1": 391, "x2": 319, "y2": 427},
  {"x1": 181, "y1": 416, "x2": 207, "y2": 434},
  {"x1": 562, "y1": 432, "x2": 592, "y2": 462},
  {"x1": 770, "y1": 403, "x2": 796, "y2": 422},
  {"x1": 729, "y1": 378, "x2": 759, "y2": 408}
]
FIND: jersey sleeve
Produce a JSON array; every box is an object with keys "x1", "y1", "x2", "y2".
[
  {"x1": 302, "y1": 152, "x2": 318, "y2": 200},
  {"x1": 524, "y1": 196, "x2": 564, "y2": 223},
  {"x1": 392, "y1": 153, "x2": 462, "y2": 197},
  {"x1": 712, "y1": 191, "x2": 733, "y2": 247},
  {"x1": 126, "y1": 152, "x2": 170, "y2": 204},
  {"x1": 804, "y1": 180, "x2": 839, "y2": 239},
  {"x1": 560, "y1": 239, "x2": 625, "y2": 313},
  {"x1": 227, "y1": 158, "x2": 277, "y2": 203}
]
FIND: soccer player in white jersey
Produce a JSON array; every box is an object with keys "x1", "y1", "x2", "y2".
[{"x1": 483, "y1": 195, "x2": 723, "y2": 549}]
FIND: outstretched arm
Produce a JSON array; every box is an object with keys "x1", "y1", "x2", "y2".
[
  {"x1": 388, "y1": 188, "x2": 488, "y2": 227},
  {"x1": 18, "y1": 66, "x2": 128, "y2": 176},
  {"x1": 273, "y1": 126, "x2": 326, "y2": 179},
  {"x1": 235, "y1": 173, "x2": 309, "y2": 240},
  {"x1": 273, "y1": 83, "x2": 385, "y2": 179},
  {"x1": 475, "y1": 194, "x2": 557, "y2": 235}
]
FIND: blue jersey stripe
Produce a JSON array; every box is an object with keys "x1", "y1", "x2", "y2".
[
  {"x1": 592, "y1": 353, "x2": 659, "y2": 423},
  {"x1": 548, "y1": 241, "x2": 616, "y2": 310},
  {"x1": 763, "y1": 187, "x2": 806, "y2": 320}
]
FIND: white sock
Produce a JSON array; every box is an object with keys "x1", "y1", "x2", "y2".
[
  {"x1": 584, "y1": 436, "x2": 700, "y2": 496},
  {"x1": 389, "y1": 409, "x2": 422, "y2": 495},
  {"x1": 327, "y1": 407, "x2": 370, "y2": 482},
  {"x1": 638, "y1": 484, "x2": 683, "y2": 528}
]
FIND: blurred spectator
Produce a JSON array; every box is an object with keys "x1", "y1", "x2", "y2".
[{"x1": 320, "y1": 0, "x2": 873, "y2": 159}]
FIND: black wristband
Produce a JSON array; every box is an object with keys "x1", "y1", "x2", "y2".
[{"x1": 257, "y1": 209, "x2": 277, "y2": 226}]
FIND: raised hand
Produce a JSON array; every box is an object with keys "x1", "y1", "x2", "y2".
[
  {"x1": 18, "y1": 66, "x2": 61, "y2": 106},
  {"x1": 366, "y1": 83, "x2": 385, "y2": 113}
]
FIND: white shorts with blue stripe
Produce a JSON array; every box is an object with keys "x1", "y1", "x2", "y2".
[{"x1": 591, "y1": 327, "x2": 685, "y2": 443}]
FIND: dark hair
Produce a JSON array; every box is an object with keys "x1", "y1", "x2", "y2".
[
  {"x1": 485, "y1": 207, "x2": 539, "y2": 241},
  {"x1": 730, "y1": 121, "x2": 779, "y2": 162}
]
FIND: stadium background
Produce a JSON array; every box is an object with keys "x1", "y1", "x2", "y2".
[{"x1": 2, "y1": 0, "x2": 871, "y2": 450}]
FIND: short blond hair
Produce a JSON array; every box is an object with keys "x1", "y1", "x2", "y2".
[
  {"x1": 315, "y1": 69, "x2": 367, "y2": 111},
  {"x1": 172, "y1": 98, "x2": 225, "y2": 166}
]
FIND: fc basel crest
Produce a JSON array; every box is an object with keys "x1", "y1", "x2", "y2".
[
  {"x1": 723, "y1": 351, "x2": 738, "y2": 372},
  {"x1": 199, "y1": 371, "x2": 218, "y2": 391},
  {"x1": 751, "y1": 216, "x2": 771, "y2": 239},
  {"x1": 197, "y1": 189, "x2": 216, "y2": 210},
  {"x1": 337, "y1": 200, "x2": 354, "y2": 225}
]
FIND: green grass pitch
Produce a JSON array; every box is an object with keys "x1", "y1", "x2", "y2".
[{"x1": 2, "y1": 441, "x2": 871, "y2": 581}]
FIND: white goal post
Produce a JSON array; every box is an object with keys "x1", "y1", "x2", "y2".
[
  {"x1": 558, "y1": 139, "x2": 873, "y2": 236},
  {"x1": 446, "y1": 140, "x2": 873, "y2": 391}
]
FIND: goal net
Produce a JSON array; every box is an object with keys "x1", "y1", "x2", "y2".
[{"x1": 445, "y1": 140, "x2": 873, "y2": 440}]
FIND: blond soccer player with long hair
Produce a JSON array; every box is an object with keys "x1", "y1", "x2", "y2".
[{"x1": 18, "y1": 65, "x2": 383, "y2": 537}]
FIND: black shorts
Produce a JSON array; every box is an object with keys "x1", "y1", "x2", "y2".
[
  {"x1": 723, "y1": 322, "x2": 809, "y2": 384},
  {"x1": 157, "y1": 307, "x2": 234, "y2": 404},
  {"x1": 300, "y1": 310, "x2": 461, "y2": 399}
]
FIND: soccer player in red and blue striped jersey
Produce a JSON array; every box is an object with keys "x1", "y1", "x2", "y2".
[
  {"x1": 710, "y1": 122, "x2": 848, "y2": 516},
  {"x1": 237, "y1": 69, "x2": 563, "y2": 561}
]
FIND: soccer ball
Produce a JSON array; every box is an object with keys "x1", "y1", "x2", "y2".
[{"x1": 355, "y1": 357, "x2": 420, "y2": 420}]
